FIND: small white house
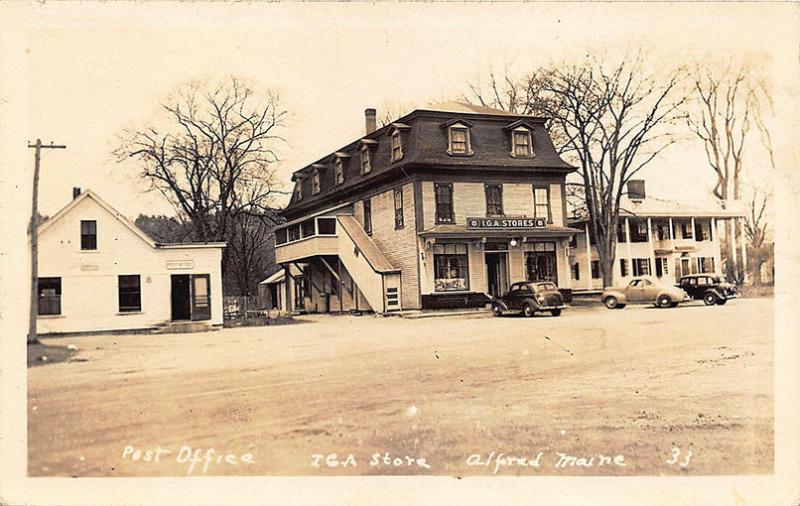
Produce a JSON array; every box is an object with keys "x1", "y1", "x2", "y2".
[{"x1": 35, "y1": 189, "x2": 225, "y2": 334}]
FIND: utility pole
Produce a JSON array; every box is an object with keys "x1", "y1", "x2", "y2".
[{"x1": 27, "y1": 139, "x2": 66, "y2": 344}]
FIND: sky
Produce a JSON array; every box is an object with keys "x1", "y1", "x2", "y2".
[{"x1": 18, "y1": 2, "x2": 798, "y2": 219}]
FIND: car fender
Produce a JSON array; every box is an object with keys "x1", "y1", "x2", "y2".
[
  {"x1": 703, "y1": 288, "x2": 724, "y2": 299},
  {"x1": 602, "y1": 290, "x2": 627, "y2": 304},
  {"x1": 521, "y1": 297, "x2": 538, "y2": 309},
  {"x1": 493, "y1": 299, "x2": 511, "y2": 310},
  {"x1": 659, "y1": 288, "x2": 684, "y2": 301}
]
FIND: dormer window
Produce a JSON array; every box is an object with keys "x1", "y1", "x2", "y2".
[
  {"x1": 441, "y1": 119, "x2": 474, "y2": 156},
  {"x1": 360, "y1": 145, "x2": 371, "y2": 174},
  {"x1": 512, "y1": 129, "x2": 532, "y2": 157},
  {"x1": 294, "y1": 181, "x2": 303, "y2": 201},
  {"x1": 386, "y1": 123, "x2": 410, "y2": 163},
  {"x1": 312, "y1": 168, "x2": 321, "y2": 194},
  {"x1": 391, "y1": 131, "x2": 403, "y2": 162},
  {"x1": 449, "y1": 127, "x2": 472, "y2": 155},
  {"x1": 335, "y1": 159, "x2": 344, "y2": 185}
]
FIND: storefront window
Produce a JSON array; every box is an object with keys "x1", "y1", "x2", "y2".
[
  {"x1": 524, "y1": 242, "x2": 557, "y2": 283},
  {"x1": 433, "y1": 244, "x2": 469, "y2": 292}
]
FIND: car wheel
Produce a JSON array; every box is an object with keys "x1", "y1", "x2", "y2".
[
  {"x1": 523, "y1": 303, "x2": 535, "y2": 317},
  {"x1": 657, "y1": 295, "x2": 672, "y2": 308},
  {"x1": 703, "y1": 292, "x2": 717, "y2": 306},
  {"x1": 716, "y1": 298, "x2": 728, "y2": 305},
  {"x1": 550, "y1": 309, "x2": 562, "y2": 317},
  {"x1": 604, "y1": 296, "x2": 619, "y2": 309},
  {"x1": 492, "y1": 304, "x2": 503, "y2": 317}
]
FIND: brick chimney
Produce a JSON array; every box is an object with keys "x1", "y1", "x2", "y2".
[
  {"x1": 364, "y1": 108, "x2": 377, "y2": 135},
  {"x1": 627, "y1": 180, "x2": 645, "y2": 201},
  {"x1": 72, "y1": 187, "x2": 81, "y2": 199}
]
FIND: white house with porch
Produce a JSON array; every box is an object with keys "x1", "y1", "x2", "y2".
[
  {"x1": 34, "y1": 188, "x2": 225, "y2": 334},
  {"x1": 568, "y1": 180, "x2": 746, "y2": 291}
]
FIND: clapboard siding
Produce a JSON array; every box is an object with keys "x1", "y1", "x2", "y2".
[{"x1": 356, "y1": 183, "x2": 420, "y2": 309}]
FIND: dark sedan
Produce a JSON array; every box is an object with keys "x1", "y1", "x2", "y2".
[
  {"x1": 491, "y1": 281, "x2": 565, "y2": 317},
  {"x1": 678, "y1": 274, "x2": 738, "y2": 305}
]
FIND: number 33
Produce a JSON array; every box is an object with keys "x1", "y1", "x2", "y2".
[{"x1": 666, "y1": 447, "x2": 693, "y2": 467}]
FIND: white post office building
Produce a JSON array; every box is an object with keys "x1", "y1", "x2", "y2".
[
  {"x1": 568, "y1": 180, "x2": 746, "y2": 292},
  {"x1": 272, "y1": 103, "x2": 581, "y2": 313},
  {"x1": 35, "y1": 189, "x2": 225, "y2": 334}
]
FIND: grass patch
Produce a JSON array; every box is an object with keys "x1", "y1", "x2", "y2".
[{"x1": 28, "y1": 343, "x2": 78, "y2": 368}]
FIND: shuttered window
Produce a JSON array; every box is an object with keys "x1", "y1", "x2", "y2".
[
  {"x1": 435, "y1": 183, "x2": 454, "y2": 223},
  {"x1": 485, "y1": 184, "x2": 503, "y2": 216}
]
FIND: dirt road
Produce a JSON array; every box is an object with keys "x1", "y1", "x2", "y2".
[{"x1": 28, "y1": 298, "x2": 773, "y2": 476}]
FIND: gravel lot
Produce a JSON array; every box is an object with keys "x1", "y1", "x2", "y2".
[{"x1": 28, "y1": 298, "x2": 773, "y2": 477}]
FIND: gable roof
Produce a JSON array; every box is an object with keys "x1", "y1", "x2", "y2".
[
  {"x1": 37, "y1": 189, "x2": 157, "y2": 248},
  {"x1": 35, "y1": 189, "x2": 225, "y2": 249}
]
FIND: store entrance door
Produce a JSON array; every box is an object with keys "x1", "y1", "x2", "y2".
[{"x1": 485, "y1": 252, "x2": 509, "y2": 298}]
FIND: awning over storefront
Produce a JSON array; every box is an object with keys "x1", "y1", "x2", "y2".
[{"x1": 419, "y1": 224, "x2": 581, "y2": 240}]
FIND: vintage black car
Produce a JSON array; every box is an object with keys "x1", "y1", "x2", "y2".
[
  {"x1": 677, "y1": 274, "x2": 738, "y2": 305},
  {"x1": 491, "y1": 281, "x2": 565, "y2": 317}
]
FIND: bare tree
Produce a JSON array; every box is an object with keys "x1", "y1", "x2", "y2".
[
  {"x1": 468, "y1": 57, "x2": 687, "y2": 286},
  {"x1": 743, "y1": 187, "x2": 771, "y2": 285},
  {"x1": 687, "y1": 65, "x2": 762, "y2": 202},
  {"x1": 115, "y1": 76, "x2": 287, "y2": 295}
]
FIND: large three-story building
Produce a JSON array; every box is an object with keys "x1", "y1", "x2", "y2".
[{"x1": 274, "y1": 102, "x2": 579, "y2": 313}]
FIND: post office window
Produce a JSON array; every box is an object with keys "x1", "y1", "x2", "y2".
[
  {"x1": 80, "y1": 220, "x2": 97, "y2": 250},
  {"x1": 591, "y1": 260, "x2": 601, "y2": 279},
  {"x1": 118, "y1": 275, "x2": 141, "y2": 313},
  {"x1": 38, "y1": 277, "x2": 61, "y2": 315}
]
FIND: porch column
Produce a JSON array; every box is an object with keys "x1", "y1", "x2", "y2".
[
  {"x1": 584, "y1": 222, "x2": 592, "y2": 290},
  {"x1": 647, "y1": 217, "x2": 656, "y2": 278},
  {"x1": 740, "y1": 217, "x2": 748, "y2": 284},
  {"x1": 625, "y1": 218, "x2": 633, "y2": 279},
  {"x1": 283, "y1": 264, "x2": 292, "y2": 314}
]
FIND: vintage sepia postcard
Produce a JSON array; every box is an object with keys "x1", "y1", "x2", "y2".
[{"x1": 0, "y1": 2, "x2": 798, "y2": 505}]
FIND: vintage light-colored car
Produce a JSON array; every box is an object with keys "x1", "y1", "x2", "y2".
[{"x1": 601, "y1": 276, "x2": 690, "y2": 309}]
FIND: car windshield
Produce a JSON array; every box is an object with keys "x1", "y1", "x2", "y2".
[{"x1": 535, "y1": 282, "x2": 557, "y2": 291}]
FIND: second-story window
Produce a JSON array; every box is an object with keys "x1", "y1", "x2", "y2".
[
  {"x1": 394, "y1": 188, "x2": 404, "y2": 229},
  {"x1": 335, "y1": 159, "x2": 344, "y2": 185},
  {"x1": 80, "y1": 220, "x2": 97, "y2": 250},
  {"x1": 361, "y1": 145, "x2": 371, "y2": 174},
  {"x1": 435, "y1": 183, "x2": 454, "y2": 224},
  {"x1": 391, "y1": 131, "x2": 403, "y2": 162},
  {"x1": 513, "y1": 129, "x2": 532, "y2": 157},
  {"x1": 312, "y1": 169, "x2": 321, "y2": 194},
  {"x1": 363, "y1": 199, "x2": 372, "y2": 235},
  {"x1": 485, "y1": 184, "x2": 503, "y2": 216},
  {"x1": 533, "y1": 186, "x2": 551, "y2": 223}
]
